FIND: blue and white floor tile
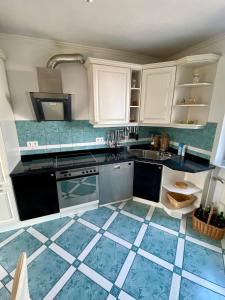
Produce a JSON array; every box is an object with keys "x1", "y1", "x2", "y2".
[{"x1": 0, "y1": 200, "x2": 225, "y2": 299}]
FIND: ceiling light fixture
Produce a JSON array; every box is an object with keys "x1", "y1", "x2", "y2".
[{"x1": 85, "y1": 0, "x2": 93, "y2": 3}]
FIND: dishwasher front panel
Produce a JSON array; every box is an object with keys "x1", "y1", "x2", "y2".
[{"x1": 99, "y1": 161, "x2": 134, "y2": 205}]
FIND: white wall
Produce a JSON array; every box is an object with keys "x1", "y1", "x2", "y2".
[{"x1": 0, "y1": 33, "x2": 157, "y2": 120}]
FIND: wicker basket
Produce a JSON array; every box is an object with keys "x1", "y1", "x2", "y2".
[
  {"x1": 192, "y1": 207, "x2": 225, "y2": 240},
  {"x1": 167, "y1": 192, "x2": 197, "y2": 209}
]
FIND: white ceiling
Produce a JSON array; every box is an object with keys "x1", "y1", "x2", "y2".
[{"x1": 0, "y1": 0, "x2": 225, "y2": 58}]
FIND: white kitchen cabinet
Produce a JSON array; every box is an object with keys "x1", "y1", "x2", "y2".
[
  {"x1": 140, "y1": 66, "x2": 176, "y2": 124},
  {"x1": 0, "y1": 190, "x2": 14, "y2": 223},
  {"x1": 85, "y1": 58, "x2": 132, "y2": 126}
]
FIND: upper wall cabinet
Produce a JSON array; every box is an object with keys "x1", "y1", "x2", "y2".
[
  {"x1": 85, "y1": 58, "x2": 134, "y2": 126},
  {"x1": 85, "y1": 54, "x2": 220, "y2": 129},
  {"x1": 140, "y1": 66, "x2": 176, "y2": 124}
]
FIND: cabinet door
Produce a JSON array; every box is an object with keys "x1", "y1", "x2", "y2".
[
  {"x1": 12, "y1": 172, "x2": 59, "y2": 221},
  {"x1": 133, "y1": 161, "x2": 162, "y2": 202},
  {"x1": 140, "y1": 67, "x2": 176, "y2": 124},
  {"x1": 0, "y1": 190, "x2": 14, "y2": 223},
  {"x1": 93, "y1": 64, "x2": 130, "y2": 124}
]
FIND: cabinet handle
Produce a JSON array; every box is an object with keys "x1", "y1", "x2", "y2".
[
  {"x1": 113, "y1": 165, "x2": 120, "y2": 169},
  {"x1": 50, "y1": 174, "x2": 55, "y2": 177}
]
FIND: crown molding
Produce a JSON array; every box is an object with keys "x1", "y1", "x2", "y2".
[
  {"x1": 0, "y1": 32, "x2": 159, "y2": 64},
  {"x1": 169, "y1": 32, "x2": 225, "y2": 60}
]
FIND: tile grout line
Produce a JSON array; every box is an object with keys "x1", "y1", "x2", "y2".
[
  {"x1": 78, "y1": 233, "x2": 102, "y2": 261},
  {"x1": 149, "y1": 221, "x2": 179, "y2": 237},
  {"x1": 27, "y1": 227, "x2": 48, "y2": 243},
  {"x1": 118, "y1": 290, "x2": 136, "y2": 300},
  {"x1": 79, "y1": 263, "x2": 113, "y2": 292},
  {"x1": 133, "y1": 223, "x2": 148, "y2": 247},
  {"x1": 145, "y1": 206, "x2": 155, "y2": 221},
  {"x1": 175, "y1": 238, "x2": 185, "y2": 268},
  {"x1": 118, "y1": 201, "x2": 127, "y2": 210},
  {"x1": 115, "y1": 251, "x2": 136, "y2": 288},
  {"x1": 104, "y1": 231, "x2": 132, "y2": 250},
  {"x1": 185, "y1": 235, "x2": 222, "y2": 253},
  {"x1": 169, "y1": 273, "x2": 181, "y2": 300},
  {"x1": 137, "y1": 248, "x2": 174, "y2": 272},
  {"x1": 0, "y1": 229, "x2": 25, "y2": 249},
  {"x1": 43, "y1": 266, "x2": 76, "y2": 300},
  {"x1": 78, "y1": 218, "x2": 100, "y2": 232},
  {"x1": 50, "y1": 219, "x2": 75, "y2": 241},
  {"x1": 102, "y1": 211, "x2": 119, "y2": 230},
  {"x1": 179, "y1": 215, "x2": 187, "y2": 234},
  {"x1": 49, "y1": 243, "x2": 75, "y2": 264},
  {"x1": 10, "y1": 245, "x2": 47, "y2": 278},
  {"x1": 120, "y1": 210, "x2": 144, "y2": 223},
  {"x1": 182, "y1": 270, "x2": 225, "y2": 296}
]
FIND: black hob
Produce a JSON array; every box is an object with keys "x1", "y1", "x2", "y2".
[{"x1": 56, "y1": 152, "x2": 97, "y2": 168}]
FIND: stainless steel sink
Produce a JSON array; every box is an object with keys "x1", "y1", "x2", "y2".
[{"x1": 128, "y1": 149, "x2": 173, "y2": 161}]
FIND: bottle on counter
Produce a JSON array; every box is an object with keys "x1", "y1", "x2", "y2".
[
  {"x1": 181, "y1": 144, "x2": 187, "y2": 157},
  {"x1": 178, "y1": 143, "x2": 184, "y2": 156}
]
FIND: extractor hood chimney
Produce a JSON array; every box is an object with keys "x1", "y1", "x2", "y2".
[{"x1": 30, "y1": 53, "x2": 85, "y2": 122}]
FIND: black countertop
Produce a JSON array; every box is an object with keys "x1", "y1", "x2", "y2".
[{"x1": 10, "y1": 146, "x2": 215, "y2": 177}]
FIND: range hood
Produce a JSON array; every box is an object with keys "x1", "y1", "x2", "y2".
[{"x1": 30, "y1": 54, "x2": 85, "y2": 122}]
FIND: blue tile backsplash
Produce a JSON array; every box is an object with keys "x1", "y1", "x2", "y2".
[{"x1": 15, "y1": 121, "x2": 217, "y2": 158}]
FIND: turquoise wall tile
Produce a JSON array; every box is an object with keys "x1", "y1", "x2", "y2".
[
  {"x1": 146, "y1": 122, "x2": 217, "y2": 151},
  {"x1": 15, "y1": 121, "x2": 217, "y2": 157}
]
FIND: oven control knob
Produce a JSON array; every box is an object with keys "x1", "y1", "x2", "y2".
[
  {"x1": 82, "y1": 171, "x2": 85, "y2": 174},
  {"x1": 86, "y1": 171, "x2": 89, "y2": 173}
]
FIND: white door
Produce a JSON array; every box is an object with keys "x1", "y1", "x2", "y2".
[
  {"x1": 140, "y1": 66, "x2": 176, "y2": 124},
  {"x1": 93, "y1": 64, "x2": 130, "y2": 124}
]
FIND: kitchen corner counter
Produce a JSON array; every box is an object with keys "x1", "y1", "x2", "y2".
[{"x1": 10, "y1": 146, "x2": 215, "y2": 177}]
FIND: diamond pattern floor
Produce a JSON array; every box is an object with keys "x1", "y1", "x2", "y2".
[{"x1": 0, "y1": 200, "x2": 225, "y2": 300}]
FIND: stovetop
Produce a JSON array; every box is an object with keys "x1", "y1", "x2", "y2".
[{"x1": 56, "y1": 152, "x2": 97, "y2": 168}]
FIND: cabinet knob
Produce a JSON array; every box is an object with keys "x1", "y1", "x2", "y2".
[{"x1": 50, "y1": 174, "x2": 54, "y2": 177}]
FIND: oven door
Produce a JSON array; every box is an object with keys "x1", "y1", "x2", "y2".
[{"x1": 57, "y1": 174, "x2": 99, "y2": 209}]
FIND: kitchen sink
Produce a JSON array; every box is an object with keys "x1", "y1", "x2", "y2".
[{"x1": 128, "y1": 149, "x2": 173, "y2": 161}]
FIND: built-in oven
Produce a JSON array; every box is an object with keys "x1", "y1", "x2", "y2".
[{"x1": 56, "y1": 166, "x2": 99, "y2": 210}]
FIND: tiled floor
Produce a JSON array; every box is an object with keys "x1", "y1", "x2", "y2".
[{"x1": 0, "y1": 201, "x2": 225, "y2": 299}]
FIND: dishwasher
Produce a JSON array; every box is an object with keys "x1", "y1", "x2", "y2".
[{"x1": 99, "y1": 161, "x2": 134, "y2": 206}]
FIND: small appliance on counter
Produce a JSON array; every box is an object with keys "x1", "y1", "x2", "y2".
[{"x1": 150, "y1": 133, "x2": 170, "y2": 151}]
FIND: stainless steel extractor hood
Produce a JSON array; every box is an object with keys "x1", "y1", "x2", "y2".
[{"x1": 30, "y1": 53, "x2": 85, "y2": 122}]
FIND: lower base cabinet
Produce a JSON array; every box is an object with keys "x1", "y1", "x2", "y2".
[
  {"x1": 133, "y1": 161, "x2": 162, "y2": 202},
  {"x1": 0, "y1": 189, "x2": 14, "y2": 223},
  {"x1": 12, "y1": 171, "x2": 59, "y2": 221}
]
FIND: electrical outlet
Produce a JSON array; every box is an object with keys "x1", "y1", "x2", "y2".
[
  {"x1": 27, "y1": 141, "x2": 39, "y2": 149},
  {"x1": 96, "y1": 137, "x2": 105, "y2": 144}
]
